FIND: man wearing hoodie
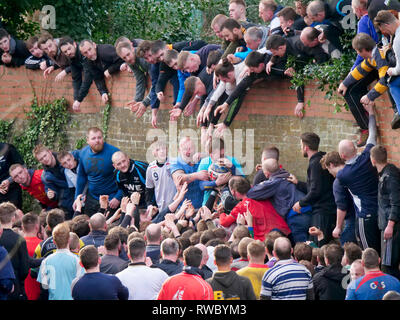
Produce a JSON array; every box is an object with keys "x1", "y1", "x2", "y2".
[
  {"x1": 207, "y1": 244, "x2": 256, "y2": 300},
  {"x1": 288, "y1": 132, "x2": 337, "y2": 246},
  {"x1": 221, "y1": 176, "x2": 291, "y2": 241},
  {"x1": 313, "y1": 243, "x2": 349, "y2": 300},
  {"x1": 247, "y1": 158, "x2": 311, "y2": 243},
  {"x1": 0, "y1": 28, "x2": 30, "y2": 67}
]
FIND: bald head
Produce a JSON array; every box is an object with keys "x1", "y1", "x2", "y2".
[
  {"x1": 273, "y1": 237, "x2": 292, "y2": 260},
  {"x1": 338, "y1": 139, "x2": 357, "y2": 160},
  {"x1": 262, "y1": 158, "x2": 280, "y2": 176},
  {"x1": 89, "y1": 213, "x2": 107, "y2": 231},
  {"x1": 145, "y1": 223, "x2": 162, "y2": 244},
  {"x1": 195, "y1": 243, "x2": 208, "y2": 266},
  {"x1": 111, "y1": 151, "x2": 128, "y2": 163}
]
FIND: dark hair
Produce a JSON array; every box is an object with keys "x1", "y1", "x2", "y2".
[
  {"x1": 374, "y1": 10, "x2": 398, "y2": 29},
  {"x1": 183, "y1": 246, "x2": 203, "y2": 267},
  {"x1": 136, "y1": 40, "x2": 153, "y2": 58},
  {"x1": 46, "y1": 209, "x2": 65, "y2": 230},
  {"x1": 183, "y1": 76, "x2": 199, "y2": 98},
  {"x1": 164, "y1": 49, "x2": 179, "y2": 65},
  {"x1": 230, "y1": 239, "x2": 241, "y2": 259},
  {"x1": 177, "y1": 237, "x2": 191, "y2": 257},
  {"x1": 22, "y1": 212, "x2": 39, "y2": 233},
  {"x1": 109, "y1": 226, "x2": 129, "y2": 244},
  {"x1": 232, "y1": 225, "x2": 250, "y2": 240},
  {"x1": 320, "y1": 151, "x2": 345, "y2": 169},
  {"x1": 343, "y1": 242, "x2": 362, "y2": 265},
  {"x1": 244, "y1": 50, "x2": 265, "y2": 67},
  {"x1": 150, "y1": 40, "x2": 166, "y2": 54},
  {"x1": 189, "y1": 231, "x2": 202, "y2": 245},
  {"x1": 370, "y1": 145, "x2": 388, "y2": 164},
  {"x1": 79, "y1": 245, "x2": 99, "y2": 269},
  {"x1": 104, "y1": 232, "x2": 121, "y2": 251},
  {"x1": 300, "y1": 132, "x2": 320, "y2": 151},
  {"x1": 220, "y1": 18, "x2": 242, "y2": 32},
  {"x1": 262, "y1": 145, "x2": 280, "y2": 161},
  {"x1": 200, "y1": 229, "x2": 215, "y2": 245},
  {"x1": 205, "y1": 238, "x2": 225, "y2": 247},
  {"x1": 213, "y1": 228, "x2": 227, "y2": 241},
  {"x1": 229, "y1": 176, "x2": 251, "y2": 195},
  {"x1": 25, "y1": 36, "x2": 39, "y2": 50},
  {"x1": 56, "y1": 150, "x2": 72, "y2": 162},
  {"x1": 352, "y1": 33, "x2": 376, "y2": 52},
  {"x1": 214, "y1": 244, "x2": 232, "y2": 266},
  {"x1": 303, "y1": 27, "x2": 321, "y2": 42},
  {"x1": 266, "y1": 34, "x2": 286, "y2": 50},
  {"x1": 265, "y1": 230, "x2": 283, "y2": 254},
  {"x1": 324, "y1": 244, "x2": 344, "y2": 266},
  {"x1": 0, "y1": 28, "x2": 9, "y2": 40},
  {"x1": 362, "y1": 248, "x2": 380, "y2": 269},
  {"x1": 276, "y1": 7, "x2": 297, "y2": 21},
  {"x1": 70, "y1": 215, "x2": 90, "y2": 238},
  {"x1": 207, "y1": 50, "x2": 223, "y2": 68},
  {"x1": 230, "y1": 0, "x2": 246, "y2": 6},
  {"x1": 294, "y1": 242, "x2": 313, "y2": 262},
  {"x1": 128, "y1": 237, "x2": 146, "y2": 260},
  {"x1": 37, "y1": 31, "x2": 53, "y2": 46},
  {"x1": 59, "y1": 36, "x2": 74, "y2": 49},
  {"x1": 215, "y1": 58, "x2": 234, "y2": 78}
]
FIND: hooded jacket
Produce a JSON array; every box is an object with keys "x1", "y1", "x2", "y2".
[
  {"x1": 206, "y1": 270, "x2": 256, "y2": 300},
  {"x1": 247, "y1": 168, "x2": 306, "y2": 218},
  {"x1": 0, "y1": 37, "x2": 30, "y2": 67},
  {"x1": 296, "y1": 151, "x2": 336, "y2": 214},
  {"x1": 313, "y1": 264, "x2": 349, "y2": 300}
]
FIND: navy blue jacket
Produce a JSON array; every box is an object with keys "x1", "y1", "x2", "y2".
[{"x1": 247, "y1": 168, "x2": 306, "y2": 218}]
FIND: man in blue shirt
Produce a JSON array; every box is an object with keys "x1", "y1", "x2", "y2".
[
  {"x1": 335, "y1": 104, "x2": 381, "y2": 254},
  {"x1": 170, "y1": 136, "x2": 208, "y2": 209},
  {"x1": 197, "y1": 137, "x2": 244, "y2": 207},
  {"x1": 72, "y1": 245, "x2": 128, "y2": 300},
  {"x1": 346, "y1": 248, "x2": 400, "y2": 300},
  {"x1": 74, "y1": 127, "x2": 122, "y2": 217},
  {"x1": 320, "y1": 151, "x2": 357, "y2": 246}
]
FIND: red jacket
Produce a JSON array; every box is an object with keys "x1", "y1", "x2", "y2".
[
  {"x1": 220, "y1": 197, "x2": 291, "y2": 241},
  {"x1": 20, "y1": 170, "x2": 58, "y2": 208}
]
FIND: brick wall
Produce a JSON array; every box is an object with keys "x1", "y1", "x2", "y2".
[{"x1": 1, "y1": 65, "x2": 399, "y2": 181}]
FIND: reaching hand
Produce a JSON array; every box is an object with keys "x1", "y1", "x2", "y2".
[
  {"x1": 130, "y1": 192, "x2": 141, "y2": 205},
  {"x1": 99, "y1": 195, "x2": 109, "y2": 209},
  {"x1": 169, "y1": 107, "x2": 182, "y2": 121},
  {"x1": 101, "y1": 93, "x2": 109, "y2": 104}
]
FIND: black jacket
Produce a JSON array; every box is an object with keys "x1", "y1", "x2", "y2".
[
  {"x1": 69, "y1": 47, "x2": 98, "y2": 102},
  {"x1": 0, "y1": 37, "x2": 30, "y2": 67},
  {"x1": 297, "y1": 151, "x2": 336, "y2": 214},
  {"x1": 152, "y1": 259, "x2": 184, "y2": 277},
  {"x1": 85, "y1": 44, "x2": 124, "y2": 94},
  {"x1": 0, "y1": 229, "x2": 29, "y2": 299},
  {"x1": 24, "y1": 54, "x2": 51, "y2": 70},
  {"x1": 313, "y1": 264, "x2": 348, "y2": 300},
  {"x1": 0, "y1": 143, "x2": 24, "y2": 182},
  {"x1": 378, "y1": 163, "x2": 400, "y2": 230},
  {"x1": 114, "y1": 159, "x2": 148, "y2": 208},
  {"x1": 206, "y1": 270, "x2": 257, "y2": 300}
]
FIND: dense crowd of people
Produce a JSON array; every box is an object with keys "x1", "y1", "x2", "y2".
[{"x1": 0, "y1": 0, "x2": 400, "y2": 301}]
